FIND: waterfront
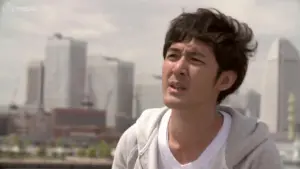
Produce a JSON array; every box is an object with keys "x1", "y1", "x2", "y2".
[
  {"x1": 0, "y1": 158, "x2": 112, "y2": 169},
  {"x1": 0, "y1": 159, "x2": 298, "y2": 169},
  {"x1": 0, "y1": 156, "x2": 298, "y2": 168},
  {"x1": 0, "y1": 141, "x2": 299, "y2": 169}
]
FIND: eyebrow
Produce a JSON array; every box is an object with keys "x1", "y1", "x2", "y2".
[
  {"x1": 167, "y1": 47, "x2": 182, "y2": 53},
  {"x1": 168, "y1": 47, "x2": 207, "y2": 58},
  {"x1": 185, "y1": 50, "x2": 207, "y2": 58}
]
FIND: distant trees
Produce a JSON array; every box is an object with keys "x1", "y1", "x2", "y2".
[
  {"x1": 78, "y1": 140, "x2": 112, "y2": 158},
  {"x1": 0, "y1": 136, "x2": 113, "y2": 159},
  {"x1": 98, "y1": 140, "x2": 111, "y2": 158}
]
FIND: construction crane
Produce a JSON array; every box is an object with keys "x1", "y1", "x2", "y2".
[
  {"x1": 81, "y1": 72, "x2": 94, "y2": 109},
  {"x1": 7, "y1": 77, "x2": 19, "y2": 135},
  {"x1": 9, "y1": 78, "x2": 19, "y2": 111}
]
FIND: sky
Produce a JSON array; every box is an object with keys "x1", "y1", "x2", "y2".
[{"x1": 0, "y1": 0, "x2": 299, "y2": 104}]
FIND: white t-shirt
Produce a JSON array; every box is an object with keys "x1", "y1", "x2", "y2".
[{"x1": 157, "y1": 110, "x2": 231, "y2": 169}]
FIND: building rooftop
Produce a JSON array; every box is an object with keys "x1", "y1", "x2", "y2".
[{"x1": 267, "y1": 37, "x2": 300, "y2": 61}]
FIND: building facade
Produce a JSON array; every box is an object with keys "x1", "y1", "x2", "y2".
[
  {"x1": 260, "y1": 38, "x2": 300, "y2": 133},
  {"x1": 134, "y1": 83, "x2": 163, "y2": 118},
  {"x1": 25, "y1": 60, "x2": 44, "y2": 107},
  {"x1": 44, "y1": 33, "x2": 87, "y2": 111},
  {"x1": 87, "y1": 58, "x2": 134, "y2": 128},
  {"x1": 245, "y1": 89, "x2": 261, "y2": 118},
  {"x1": 51, "y1": 108, "x2": 106, "y2": 143}
]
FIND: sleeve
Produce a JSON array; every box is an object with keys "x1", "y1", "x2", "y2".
[{"x1": 111, "y1": 124, "x2": 137, "y2": 169}]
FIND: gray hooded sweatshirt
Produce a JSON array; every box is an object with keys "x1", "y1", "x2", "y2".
[{"x1": 112, "y1": 106, "x2": 282, "y2": 169}]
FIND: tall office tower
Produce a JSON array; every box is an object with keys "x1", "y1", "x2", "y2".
[
  {"x1": 0, "y1": 0, "x2": 5, "y2": 14},
  {"x1": 86, "y1": 64, "x2": 112, "y2": 111},
  {"x1": 44, "y1": 33, "x2": 87, "y2": 110},
  {"x1": 245, "y1": 89, "x2": 261, "y2": 118},
  {"x1": 116, "y1": 60, "x2": 135, "y2": 120},
  {"x1": 87, "y1": 57, "x2": 135, "y2": 129},
  {"x1": 25, "y1": 60, "x2": 44, "y2": 108},
  {"x1": 134, "y1": 83, "x2": 163, "y2": 118},
  {"x1": 260, "y1": 38, "x2": 300, "y2": 133}
]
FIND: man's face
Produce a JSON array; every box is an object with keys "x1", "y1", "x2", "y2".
[{"x1": 162, "y1": 39, "x2": 226, "y2": 109}]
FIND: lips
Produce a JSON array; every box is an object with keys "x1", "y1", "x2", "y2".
[{"x1": 168, "y1": 81, "x2": 187, "y2": 91}]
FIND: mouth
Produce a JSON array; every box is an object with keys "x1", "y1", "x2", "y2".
[{"x1": 168, "y1": 81, "x2": 187, "y2": 92}]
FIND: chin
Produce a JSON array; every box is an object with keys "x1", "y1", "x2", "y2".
[{"x1": 163, "y1": 95, "x2": 187, "y2": 109}]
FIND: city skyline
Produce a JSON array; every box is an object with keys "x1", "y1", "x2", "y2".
[{"x1": 0, "y1": 0, "x2": 299, "y2": 104}]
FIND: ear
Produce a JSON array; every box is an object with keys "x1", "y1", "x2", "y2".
[{"x1": 216, "y1": 71, "x2": 237, "y2": 92}]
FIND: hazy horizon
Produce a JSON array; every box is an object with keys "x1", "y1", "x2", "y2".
[{"x1": 0, "y1": 0, "x2": 299, "y2": 104}]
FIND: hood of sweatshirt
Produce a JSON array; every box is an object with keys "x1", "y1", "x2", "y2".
[{"x1": 135, "y1": 106, "x2": 271, "y2": 168}]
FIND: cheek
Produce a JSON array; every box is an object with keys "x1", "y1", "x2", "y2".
[
  {"x1": 162, "y1": 62, "x2": 172, "y2": 78},
  {"x1": 190, "y1": 71, "x2": 216, "y2": 91},
  {"x1": 162, "y1": 63, "x2": 170, "y2": 87},
  {"x1": 162, "y1": 61, "x2": 171, "y2": 71}
]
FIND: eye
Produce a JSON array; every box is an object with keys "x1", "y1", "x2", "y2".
[
  {"x1": 166, "y1": 53, "x2": 180, "y2": 60},
  {"x1": 191, "y1": 57, "x2": 200, "y2": 61},
  {"x1": 190, "y1": 57, "x2": 205, "y2": 64}
]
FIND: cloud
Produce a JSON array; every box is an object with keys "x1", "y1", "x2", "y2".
[
  {"x1": 1, "y1": 0, "x2": 118, "y2": 38},
  {"x1": 0, "y1": 0, "x2": 299, "y2": 103},
  {"x1": 154, "y1": 0, "x2": 300, "y2": 36}
]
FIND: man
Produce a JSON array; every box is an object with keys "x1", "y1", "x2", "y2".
[{"x1": 112, "y1": 8, "x2": 282, "y2": 169}]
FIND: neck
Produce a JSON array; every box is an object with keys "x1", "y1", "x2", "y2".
[{"x1": 168, "y1": 104, "x2": 222, "y2": 147}]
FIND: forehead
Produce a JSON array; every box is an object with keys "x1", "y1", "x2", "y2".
[{"x1": 168, "y1": 39, "x2": 213, "y2": 53}]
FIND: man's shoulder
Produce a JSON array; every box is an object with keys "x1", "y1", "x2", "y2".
[
  {"x1": 138, "y1": 107, "x2": 168, "y2": 120},
  {"x1": 118, "y1": 106, "x2": 168, "y2": 146},
  {"x1": 247, "y1": 138, "x2": 282, "y2": 168},
  {"x1": 113, "y1": 107, "x2": 168, "y2": 166},
  {"x1": 220, "y1": 105, "x2": 282, "y2": 168}
]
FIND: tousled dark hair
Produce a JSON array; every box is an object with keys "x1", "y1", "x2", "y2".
[{"x1": 163, "y1": 8, "x2": 257, "y2": 103}]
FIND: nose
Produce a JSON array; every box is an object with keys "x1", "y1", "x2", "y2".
[{"x1": 172, "y1": 56, "x2": 188, "y2": 77}]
